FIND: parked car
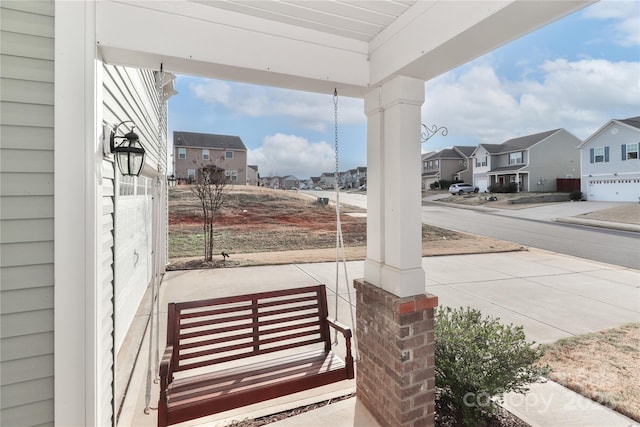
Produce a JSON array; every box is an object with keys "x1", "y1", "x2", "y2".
[
  {"x1": 449, "y1": 183, "x2": 479, "y2": 195},
  {"x1": 359, "y1": 183, "x2": 367, "y2": 191}
]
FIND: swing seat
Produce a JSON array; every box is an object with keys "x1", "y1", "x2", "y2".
[{"x1": 158, "y1": 285, "x2": 354, "y2": 427}]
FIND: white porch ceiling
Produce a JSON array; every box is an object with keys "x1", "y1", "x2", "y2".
[
  {"x1": 97, "y1": 0, "x2": 594, "y2": 97},
  {"x1": 191, "y1": 0, "x2": 419, "y2": 42}
]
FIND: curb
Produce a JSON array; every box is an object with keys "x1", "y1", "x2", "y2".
[
  {"x1": 554, "y1": 217, "x2": 640, "y2": 233},
  {"x1": 424, "y1": 199, "x2": 640, "y2": 233}
]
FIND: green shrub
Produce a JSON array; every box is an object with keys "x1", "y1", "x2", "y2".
[
  {"x1": 569, "y1": 190, "x2": 583, "y2": 201},
  {"x1": 503, "y1": 182, "x2": 518, "y2": 193},
  {"x1": 488, "y1": 182, "x2": 518, "y2": 194},
  {"x1": 435, "y1": 307, "x2": 547, "y2": 426},
  {"x1": 487, "y1": 183, "x2": 501, "y2": 194}
]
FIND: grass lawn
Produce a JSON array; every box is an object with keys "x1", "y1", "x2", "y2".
[{"x1": 538, "y1": 323, "x2": 640, "y2": 422}]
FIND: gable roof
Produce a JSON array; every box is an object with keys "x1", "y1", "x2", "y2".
[
  {"x1": 453, "y1": 146, "x2": 476, "y2": 157},
  {"x1": 174, "y1": 131, "x2": 247, "y2": 151},
  {"x1": 423, "y1": 146, "x2": 476, "y2": 160},
  {"x1": 477, "y1": 129, "x2": 560, "y2": 154},
  {"x1": 618, "y1": 116, "x2": 640, "y2": 130},
  {"x1": 502, "y1": 129, "x2": 559, "y2": 151},
  {"x1": 579, "y1": 115, "x2": 640, "y2": 148},
  {"x1": 423, "y1": 148, "x2": 462, "y2": 160}
]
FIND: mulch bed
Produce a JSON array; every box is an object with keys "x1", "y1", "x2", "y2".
[{"x1": 224, "y1": 392, "x2": 529, "y2": 427}]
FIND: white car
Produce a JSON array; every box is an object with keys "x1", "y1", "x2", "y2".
[{"x1": 449, "y1": 183, "x2": 479, "y2": 195}]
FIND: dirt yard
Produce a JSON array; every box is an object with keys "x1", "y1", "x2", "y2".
[
  {"x1": 167, "y1": 185, "x2": 638, "y2": 424},
  {"x1": 168, "y1": 186, "x2": 522, "y2": 269}
]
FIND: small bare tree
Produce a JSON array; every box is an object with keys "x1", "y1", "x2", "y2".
[{"x1": 190, "y1": 165, "x2": 229, "y2": 262}]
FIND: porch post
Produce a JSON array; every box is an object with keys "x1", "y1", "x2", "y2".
[
  {"x1": 357, "y1": 76, "x2": 438, "y2": 427},
  {"x1": 363, "y1": 75, "x2": 425, "y2": 298}
]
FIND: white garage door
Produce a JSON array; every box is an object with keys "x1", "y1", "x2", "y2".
[
  {"x1": 114, "y1": 176, "x2": 154, "y2": 352},
  {"x1": 587, "y1": 178, "x2": 640, "y2": 202},
  {"x1": 475, "y1": 178, "x2": 488, "y2": 192}
]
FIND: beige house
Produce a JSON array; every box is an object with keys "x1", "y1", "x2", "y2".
[{"x1": 173, "y1": 131, "x2": 248, "y2": 185}]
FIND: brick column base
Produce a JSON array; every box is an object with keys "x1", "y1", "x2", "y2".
[{"x1": 354, "y1": 279, "x2": 439, "y2": 427}]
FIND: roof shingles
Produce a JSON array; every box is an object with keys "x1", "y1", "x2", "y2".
[{"x1": 174, "y1": 131, "x2": 247, "y2": 150}]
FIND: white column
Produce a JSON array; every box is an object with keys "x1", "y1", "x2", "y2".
[
  {"x1": 363, "y1": 88, "x2": 384, "y2": 287},
  {"x1": 55, "y1": 1, "x2": 101, "y2": 425},
  {"x1": 364, "y1": 76, "x2": 425, "y2": 298}
]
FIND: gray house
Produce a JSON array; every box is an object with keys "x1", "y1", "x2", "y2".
[
  {"x1": 247, "y1": 165, "x2": 260, "y2": 186},
  {"x1": 578, "y1": 116, "x2": 640, "y2": 201},
  {"x1": 421, "y1": 146, "x2": 475, "y2": 189},
  {"x1": 283, "y1": 175, "x2": 300, "y2": 189},
  {"x1": 472, "y1": 129, "x2": 582, "y2": 192}
]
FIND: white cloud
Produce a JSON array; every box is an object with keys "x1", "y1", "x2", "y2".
[
  {"x1": 423, "y1": 58, "x2": 640, "y2": 147},
  {"x1": 582, "y1": 0, "x2": 640, "y2": 46},
  {"x1": 189, "y1": 80, "x2": 365, "y2": 132},
  {"x1": 248, "y1": 133, "x2": 335, "y2": 178}
]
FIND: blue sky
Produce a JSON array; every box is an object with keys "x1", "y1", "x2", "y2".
[{"x1": 168, "y1": 0, "x2": 639, "y2": 179}]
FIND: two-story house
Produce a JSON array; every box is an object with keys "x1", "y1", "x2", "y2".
[
  {"x1": 283, "y1": 175, "x2": 299, "y2": 189},
  {"x1": 173, "y1": 131, "x2": 248, "y2": 184},
  {"x1": 578, "y1": 116, "x2": 640, "y2": 201},
  {"x1": 421, "y1": 146, "x2": 475, "y2": 189},
  {"x1": 472, "y1": 129, "x2": 581, "y2": 192},
  {"x1": 355, "y1": 166, "x2": 367, "y2": 187},
  {"x1": 261, "y1": 175, "x2": 282, "y2": 189},
  {"x1": 318, "y1": 172, "x2": 336, "y2": 189}
]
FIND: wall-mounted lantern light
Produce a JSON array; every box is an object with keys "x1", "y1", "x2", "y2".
[
  {"x1": 110, "y1": 121, "x2": 146, "y2": 176},
  {"x1": 167, "y1": 174, "x2": 177, "y2": 187}
]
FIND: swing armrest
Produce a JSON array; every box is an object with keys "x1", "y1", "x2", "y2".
[
  {"x1": 327, "y1": 317, "x2": 355, "y2": 379},
  {"x1": 159, "y1": 345, "x2": 174, "y2": 391},
  {"x1": 327, "y1": 317, "x2": 352, "y2": 339}
]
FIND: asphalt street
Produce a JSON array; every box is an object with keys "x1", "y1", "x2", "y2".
[{"x1": 304, "y1": 190, "x2": 640, "y2": 269}]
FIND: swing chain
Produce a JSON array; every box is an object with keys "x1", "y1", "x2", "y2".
[{"x1": 333, "y1": 89, "x2": 339, "y2": 187}]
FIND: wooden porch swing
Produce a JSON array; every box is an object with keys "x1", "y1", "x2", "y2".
[{"x1": 157, "y1": 90, "x2": 357, "y2": 427}]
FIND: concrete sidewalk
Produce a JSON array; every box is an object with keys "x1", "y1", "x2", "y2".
[{"x1": 118, "y1": 249, "x2": 639, "y2": 427}]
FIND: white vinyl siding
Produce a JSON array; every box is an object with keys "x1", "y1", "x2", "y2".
[
  {"x1": 103, "y1": 62, "x2": 168, "y2": 421},
  {"x1": 0, "y1": 1, "x2": 55, "y2": 426},
  {"x1": 101, "y1": 159, "x2": 116, "y2": 425},
  {"x1": 103, "y1": 66, "x2": 166, "y2": 172}
]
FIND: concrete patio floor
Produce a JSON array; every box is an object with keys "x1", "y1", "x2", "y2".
[{"x1": 117, "y1": 249, "x2": 639, "y2": 427}]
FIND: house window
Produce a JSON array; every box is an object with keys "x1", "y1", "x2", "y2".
[
  {"x1": 593, "y1": 147, "x2": 605, "y2": 163},
  {"x1": 476, "y1": 156, "x2": 487, "y2": 167},
  {"x1": 187, "y1": 169, "x2": 195, "y2": 180},
  {"x1": 178, "y1": 147, "x2": 186, "y2": 159},
  {"x1": 509, "y1": 152, "x2": 523, "y2": 165},
  {"x1": 623, "y1": 143, "x2": 638, "y2": 160},
  {"x1": 202, "y1": 149, "x2": 209, "y2": 160},
  {"x1": 225, "y1": 170, "x2": 238, "y2": 181},
  {"x1": 225, "y1": 151, "x2": 234, "y2": 159},
  {"x1": 434, "y1": 160, "x2": 439, "y2": 167}
]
